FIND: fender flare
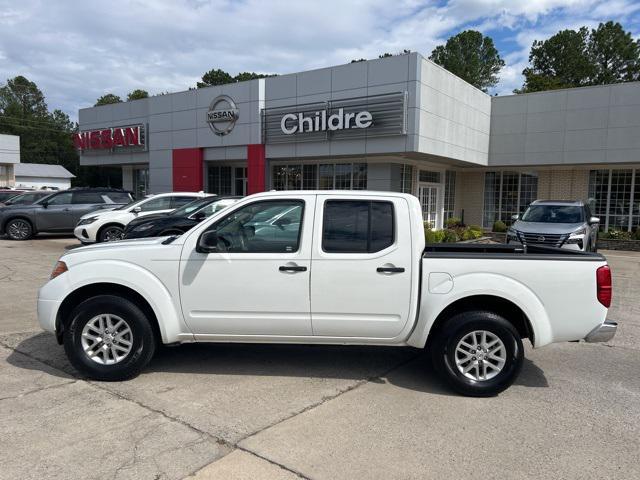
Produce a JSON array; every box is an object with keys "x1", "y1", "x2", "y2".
[
  {"x1": 407, "y1": 272, "x2": 552, "y2": 349},
  {"x1": 58, "y1": 260, "x2": 190, "y2": 344}
]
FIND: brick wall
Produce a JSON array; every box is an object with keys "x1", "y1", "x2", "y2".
[
  {"x1": 456, "y1": 171, "x2": 484, "y2": 226},
  {"x1": 537, "y1": 169, "x2": 589, "y2": 201}
]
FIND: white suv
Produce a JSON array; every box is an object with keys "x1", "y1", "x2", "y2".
[{"x1": 74, "y1": 192, "x2": 208, "y2": 243}]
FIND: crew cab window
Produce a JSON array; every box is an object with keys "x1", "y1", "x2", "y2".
[
  {"x1": 46, "y1": 192, "x2": 73, "y2": 205},
  {"x1": 140, "y1": 196, "x2": 172, "y2": 211},
  {"x1": 72, "y1": 192, "x2": 104, "y2": 204},
  {"x1": 322, "y1": 200, "x2": 394, "y2": 253},
  {"x1": 171, "y1": 196, "x2": 196, "y2": 208},
  {"x1": 209, "y1": 200, "x2": 304, "y2": 253}
]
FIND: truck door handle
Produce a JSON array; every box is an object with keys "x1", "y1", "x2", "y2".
[
  {"x1": 377, "y1": 267, "x2": 405, "y2": 273},
  {"x1": 279, "y1": 265, "x2": 307, "y2": 272}
]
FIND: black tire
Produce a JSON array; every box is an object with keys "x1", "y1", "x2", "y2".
[
  {"x1": 430, "y1": 310, "x2": 524, "y2": 397},
  {"x1": 63, "y1": 295, "x2": 156, "y2": 381},
  {"x1": 98, "y1": 225, "x2": 124, "y2": 243},
  {"x1": 5, "y1": 218, "x2": 34, "y2": 240}
]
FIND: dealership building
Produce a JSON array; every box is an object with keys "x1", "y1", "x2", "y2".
[{"x1": 76, "y1": 52, "x2": 640, "y2": 231}]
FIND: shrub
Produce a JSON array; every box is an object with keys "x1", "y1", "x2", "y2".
[
  {"x1": 442, "y1": 229, "x2": 459, "y2": 243},
  {"x1": 445, "y1": 217, "x2": 463, "y2": 228},
  {"x1": 425, "y1": 229, "x2": 445, "y2": 243},
  {"x1": 461, "y1": 227, "x2": 483, "y2": 240},
  {"x1": 493, "y1": 220, "x2": 507, "y2": 233},
  {"x1": 633, "y1": 229, "x2": 640, "y2": 241},
  {"x1": 606, "y1": 229, "x2": 632, "y2": 240}
]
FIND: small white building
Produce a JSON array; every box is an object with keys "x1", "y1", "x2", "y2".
[
  {"x1": 14, "y1": 163, "x2": 75, "y2": 190},
  {"x1": 0, "y1": 134, "x2": 20, "y2": 187}
]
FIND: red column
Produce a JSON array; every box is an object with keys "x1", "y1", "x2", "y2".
[
  {"x1": 247, "y1": 144, "x2": 266, "y2": 194},
  {"x1": 172, "y1": 148, "x2": 203, "y2": 191}
]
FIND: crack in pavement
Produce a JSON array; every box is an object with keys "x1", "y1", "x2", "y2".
[{"x1": 0, "y1": 379, "x2": 78, "y2": 401}]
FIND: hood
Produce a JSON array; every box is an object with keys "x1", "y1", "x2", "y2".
[
  {"x1": 64, "y1": 236, "x2": 171, "y2": 255},
  {"x1": 127, "y1": 212, "x2": 170, "y2": 228},
  {"x1": 79, "y1": 206, "x2": 120, "y2": 220},
  {"x1": 513, "y1": 221, "x2": 586, "y2": 234}
]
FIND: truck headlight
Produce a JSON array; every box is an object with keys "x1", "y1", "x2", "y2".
[
  {"x1": 134, "y1": 223, "x2": 155, "y2": 231},
  {"x1": 50, "y1": 261, "x2": 68, "y2": 279},
  {"x1": 77, "y1": 216, "x2": 97, "y2": 226},
  {"x1": 507, "y1": 227, "x2": 517, "y2": 238}
]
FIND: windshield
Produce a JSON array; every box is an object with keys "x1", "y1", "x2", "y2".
[
  {"x1": 521, "y1": 205, "x2": 584, "y2": 223},
  {"x1": 114, "y1": 196, "x2": 148, "y2": 211},
  {"x1": 34, "y1": 193, "x2": 57, "y2": 204},
  {"x1": 170, "y1": 197, "x2": 212, "y2": 217}
]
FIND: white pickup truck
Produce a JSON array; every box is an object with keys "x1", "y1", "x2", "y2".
[{"x1": 38, "y1": 191, "x2": 617, "y2": 396}]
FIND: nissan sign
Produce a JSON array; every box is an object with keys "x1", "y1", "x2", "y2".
[
  {"x1": 73, "y1": 125, "x2": 145, "y2": 151},
  {"x1": 207, "y1": 95, "x2": 239, "y2": 136}
]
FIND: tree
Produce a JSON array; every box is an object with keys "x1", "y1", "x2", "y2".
[
  {"x1": 429, "y1": 30, "x2": 504, "y2": 92},
  {"x1": 517, "y1": 22, "x2": 640, "y2": 93},
  {"x1": 518, "y1": 28, "x2": 593, "y2": 93},
  {"x1": 589, "y1": 21, "x2": 640, "y2": 85},
  {"x1": 0, "y1": 75, "x2": 48, "y2": 118},
  {"x1": 127, "y1": 89, "x2": 149, "y2": 101},
  {"x1": 94, "y1": 93, "x2": 122, "y2": 106},
  {"x1": 197, "y1": 69, "x2": 234, "y2": 88}
]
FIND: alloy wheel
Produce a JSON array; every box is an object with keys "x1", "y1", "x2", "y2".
[
  {"x1": 8, "y1": 220, "x2": 30, "y2": 240},
  {"x1": 103, "y1": 227, "x2": 124, "y2": 242},
  {"x1": 81, "y1": 314, "x2": 133, "y2": 365},
  {"x1": 454, "y1": 330, "x2": 506, "y2": 381}
]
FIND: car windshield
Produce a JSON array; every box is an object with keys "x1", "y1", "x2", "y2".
[
  {"x1": 169, "y1": 197, "x2": 213, "y2": 217},
  {"x1": 195, "y1": 198, "x2": 239, "y2": 217},
  {"x1": 521, "y1": 205, "x2": 583, "y2": 223},
  {"x1": 114, "y1": 196, "x2": 148, "y2": 211},
  {"x1": 34, "y1": 193, "x2": 57, "y2": 204}
]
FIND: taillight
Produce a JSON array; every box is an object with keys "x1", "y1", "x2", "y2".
[{"x1": 596, "y1": 265, "x2": 612, "y2": 308}]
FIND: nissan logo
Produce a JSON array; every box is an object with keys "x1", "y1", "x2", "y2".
[
  {"x1": 537, "y1": 236, "x2": 545, "y2": 242},
  {"x1": 207, "y1": 95, "x2": 239, "y2": 136}
]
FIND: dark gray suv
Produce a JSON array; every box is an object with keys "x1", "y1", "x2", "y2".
[{"x1": 0, "y1": 188, "x2": 133, "y2": 240}]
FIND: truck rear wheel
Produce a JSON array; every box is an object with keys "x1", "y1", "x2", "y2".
[
  {"x1": 430, "y1": 310, "x2": 523, "y2": 397},
  {"x1": 63, "y1": 295, "x2": 156, "y2": 381}
]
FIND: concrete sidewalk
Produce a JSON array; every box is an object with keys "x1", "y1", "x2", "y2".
[{"x1": 1, "y1": 236, "x2": 639, "y2": 479}]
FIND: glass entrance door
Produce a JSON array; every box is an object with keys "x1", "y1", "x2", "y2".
[{"x1": 419, "y1": 185, "x2": 439, "y2": 228}]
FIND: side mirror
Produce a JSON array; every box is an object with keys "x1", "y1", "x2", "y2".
[
  {"x1": 511, "y1": 214, "x2": 519, "y2": 221},
  {"x1": 196, "y1": 230, "x2": 218, "y2": 253},
  {"x1": 132, "y1": 206, "x2": 142, "y2": 214},
  {"x1": 274, "y1": 217, "x2": 291, "y2": 229},
  {"x1": 41, "y1": 201, "x2": 49, "y2": 208},
  {"x1": 193, "y1": 210, "x2": 206, "y2": 221},
  {"x1": 589, "y1": 216, "x2": 600, "y2": 225}
]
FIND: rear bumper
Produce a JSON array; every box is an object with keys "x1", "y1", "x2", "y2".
[{"x1": 584, "y1": 321, "x2": 617, "y2": 343}]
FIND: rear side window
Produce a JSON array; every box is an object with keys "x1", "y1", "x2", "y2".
[
  {"x1": 322, "y1": 200, "x2": 394, "y2": 253},
  {"x1": 171, "y1": 196, "x2": 196, "y2": 208},
  {"x1": 73, "y1": 192, "x2": 105, "y2": 204}
]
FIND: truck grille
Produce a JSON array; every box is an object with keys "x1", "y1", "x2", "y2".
[{"x1": 517, "y1": 232, "x2": 568, "y2": 247}]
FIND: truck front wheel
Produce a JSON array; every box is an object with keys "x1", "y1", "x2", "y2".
[
  {"x1": 63, "y1": 295, "x2": 156, "y2": 381},
  {"x1": 430, "y1": 311, "x2": 524, "y2": 397}
]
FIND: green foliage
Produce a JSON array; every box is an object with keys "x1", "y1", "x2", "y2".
[
  {"x1": 197, "y1": 69, "x2": 276, "y2": 88},
  {"x1": 445, "y1": 216, "x2": 462, "y2": 228},
  {"x1": 425, "y1": 228, "x2": 445, "y2": 243},
  {"x1": 127, "y1": 89, "x2": 149, "y2": 101},
  {"x1": 633, "y1": 229, "x2": 640, "y2": 241},
  {"x1": 94, "y1": 93, "x2": 122, "y2": 106},
  {"x1": 461, "y1": 227, "x2": 483, "y2": 241},
  {"x1": 600, "y1": 229, "x2": 632, "y2": 240},
  {"x1": 517, "y1": 22, "x2": 640, "y2": 93},
  {"x1": 442, "y1": 229, "x2": 459, "y2": 243},
  {"x1": 493, "y1": 220, "x2": 507, "y2": 233},
  {"x1": 429, "y1": 30, "x2": 505, "y2": 92}
]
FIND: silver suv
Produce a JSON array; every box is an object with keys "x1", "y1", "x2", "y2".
[{"x1": 506, "y1": 200, "x2": 599, "y2": 252}]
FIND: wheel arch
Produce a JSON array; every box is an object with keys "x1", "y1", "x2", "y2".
[
  {"x1": 2, "y1": 215, "x2": 36, "y2": 235},
  {"x1": 425, "y1": 295, "x2": 535, "y2": 350}
]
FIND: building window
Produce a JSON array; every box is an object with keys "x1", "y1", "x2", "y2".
[
  {"x1": 208, "y1": 165, "x2": 232, "y2": 195},
  {"x1": 443, "y1": 171, "x2": 456, "y2": 220},
  {"x1": 400, "y1": 165, "x2": 414, "y2": 194},
  {"x1": 419, "y1": 170, "x2": 440, "y2": 183},
  {"x1": 483, "y1": 171, "x2": 538, "y2": 228},
  {"x1": 235, "y1": 167, "x2": 247, "y2": 196},
  {"x1": 589, "y1": 169, "x2": 636, "y2": 231},
  {"x1": 272, "y1": 163, "x2": 367, "y2": 191},
  {"x1": 133, "y1": 168, "x2": 149, "y2": 198}
]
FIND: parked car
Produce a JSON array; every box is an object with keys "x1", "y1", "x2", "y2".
[
  {"x1": 74, "y1": 192, "x2": 209, "y2": 243},
  {"x1": 124, "y1": 196, "x2": 240, "y2": 239},
  {"x1": 0, "y1": 189, "x2": 28, "y2": 204},
  {"x1": 38, "y1": 191, "x2": 616, "y2": 396},
  {"x1": 506, "y1": 200, "x2": 599, "y2": 252},
  {"x1": 0, "y1": 188, "x2": 133, "y2": 240},
  {"x1": 0, "y1": 191, "x2": 53, "y2": 207}
]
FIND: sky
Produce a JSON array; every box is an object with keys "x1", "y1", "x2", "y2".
[{"x1": 1, "y1": 0, "x2": 639, "y2": 121}]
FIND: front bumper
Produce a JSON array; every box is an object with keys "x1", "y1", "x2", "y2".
[
  {"x1": 74, "y1": 225, "x2": 96, "y2": 243},
  {"x1": 584, "y1": 321, "x2": 618, "y2": 343}
]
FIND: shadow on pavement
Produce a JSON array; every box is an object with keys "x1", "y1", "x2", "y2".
[{"x1": 5, "y1": 331, "x2": 548, "y2": 395}]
